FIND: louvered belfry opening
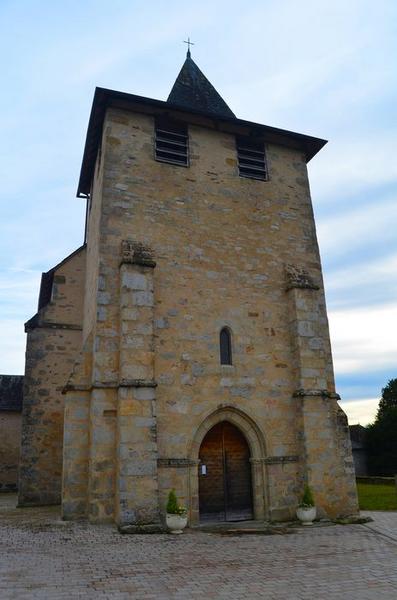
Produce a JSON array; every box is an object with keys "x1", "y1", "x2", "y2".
[
  {"x1": 155, "y1": 116, "x2": 189, "y2": 166},
  {"x1": 236, "y1": 136, "x2": 268, "y2": 181}
]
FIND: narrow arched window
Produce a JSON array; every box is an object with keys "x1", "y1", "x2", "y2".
[{"x1": 220, "y1": 327, "x2": 232, "y2": 365}]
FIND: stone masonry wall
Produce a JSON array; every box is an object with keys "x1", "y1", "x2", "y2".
[
  {"x1": 0, "y1": 412, "x2": 22, "y2": 491},
  {"x1": 60, "y1": 105, "x2": 359, "y2": 523},
  {"x1": 19, "y1": 247, "x2": 86, "y2": 506},
  {"x1": 0, "y1": 374, "x2": 23, "y2": 492}
]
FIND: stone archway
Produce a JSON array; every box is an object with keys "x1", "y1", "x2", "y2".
[{"x1": 188, "y1": 406, "x2": 267, "y2": 525}]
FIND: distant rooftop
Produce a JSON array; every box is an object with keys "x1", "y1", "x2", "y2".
[
  {"x1": 349, "y1": 424, "x2": 367, "y2": 449},
  {"x1": 0, "y1": 375, "x2": 24, "y2": 411}
]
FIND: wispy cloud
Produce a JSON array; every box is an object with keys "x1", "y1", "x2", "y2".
[
  {"x1": 311, "y1": 134, "x2": 397, "y2": 203},
  {"x1": 341, "y1": 398, "x2": 378, "y2": 426},
  {"x1": 0, "y1": 320, "x2": 27, "y2": 374},
  {"x1": 0, "y1": 0, "x2": 395, "y2": 425},
  {"x1": 316, "y1": 193, "x2": 397, "y2": 269},
  {"x1": 329, "y1": 303, "x2": 397, "y2": 374},
  {"x1": 324, "y1": 252, "x2": 397, "y2": 308}
]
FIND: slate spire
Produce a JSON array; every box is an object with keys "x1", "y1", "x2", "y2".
[{"x1": 167, "y1": 52, "x2": 235, "y2": 118}]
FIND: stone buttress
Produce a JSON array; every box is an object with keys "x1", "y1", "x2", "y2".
[
  {"x1": 286, "y1": 265, "x2": 358, "y2": 517},
  {"x1": 116, "y1": 241, "x2": 160, "y2": 525},
  {"x1": 62, "y1": 241, "x2": 161, "y2": 525}
]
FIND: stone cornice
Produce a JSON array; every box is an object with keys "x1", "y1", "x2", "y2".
[
  {"x1": 25, "y1": 319, "x2": 82, "y2": 332},
  {"x1": 63, "y1": 379, "x2": 157, "y2": 393},
  {"x1": 63, "y1": 383, "x2": 92, "y2": 393},
  {"x1": 119, "y1": 379, "x2": 157, "y2": 388},
  {"x1": 264, "y1": 455, "x2": 299, "y2": 465},
  {"x1": 158, "y1": 458, "x2": 199, "y2": 468},
  {"x1": 293, "y1": 388, "x2": 340, "y2": 400},
  {"x1": 251, "y1": 456, "x2": 300, "y2": 465}
]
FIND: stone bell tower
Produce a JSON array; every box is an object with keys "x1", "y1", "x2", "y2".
[{"x1": 22, "y1": 50, "x2": 359, "y2": 525}]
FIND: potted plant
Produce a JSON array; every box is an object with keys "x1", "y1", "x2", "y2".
[
  {"x1": 296, "y1": 484, "x2": 316, "y2": 525},
  {"x1": 165, "y1": 490, "x2": 188, "y2": 534}
]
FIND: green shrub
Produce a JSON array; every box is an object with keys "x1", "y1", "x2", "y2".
[
  {"x1": 166, "y1": 490, "x2": 187, "y2": 515},
  {"x1": 166, "y1": 489, "x2": 179, "y2": 514},
  {"x1": 299, "y1": 484, "x2": 315, "y2": 507}
]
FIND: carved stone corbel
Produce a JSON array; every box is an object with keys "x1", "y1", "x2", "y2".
[
  {"x1": 285, "y1": 264, "x2": 319, "y2": 291},
  {"x1": 120, "y1": 240, "x2": 156, "y2": 268}
]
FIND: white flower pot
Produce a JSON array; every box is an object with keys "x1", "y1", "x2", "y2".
[
  {"x1": 296, "y1": 506, "x2": 316, "y2": 525},
  {"x1": 166, "y1": 513, "x2": 188, "y2": 534}
]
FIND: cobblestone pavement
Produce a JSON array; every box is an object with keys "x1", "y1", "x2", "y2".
[{"x1": 1, "y1": 495, "x2": 397, "y2": 600}]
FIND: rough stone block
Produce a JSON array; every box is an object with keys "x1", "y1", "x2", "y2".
[
  {"x1": 133, "y1": 387, "x2": 156, "y2": 401},
  {"x1": 122, "y1": 272, "x2": 148, "y2": 291},
  {"x1": 132, "y1": 291, "x2": 154, "y2": 307}
]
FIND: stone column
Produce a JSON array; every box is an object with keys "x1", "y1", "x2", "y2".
[
  {"x1": 116, "y1": 241, "x2": 160, "y2": 526},
  {"x1": 286, "y1": 265, "x2": 358, "y2": 517},
  {"x1": 62, "y1": 389, "x2": 90, "y2": 519}
]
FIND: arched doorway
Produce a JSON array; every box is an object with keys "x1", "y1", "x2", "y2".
[{"x1": 198, "y1": 421, "x2": 253, "y2": 522}]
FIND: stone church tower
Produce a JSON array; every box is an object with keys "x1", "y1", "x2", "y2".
[{"x1": 19, "y1": 52, "x2": 358, "y2": 525}]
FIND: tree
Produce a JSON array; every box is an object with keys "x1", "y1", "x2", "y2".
[
  {"x1": 378, "y1": 378, "x2": 397, "y2": 414},
  {"x1": 366, "y1": 378, "x2": 397, "y2": 476}
]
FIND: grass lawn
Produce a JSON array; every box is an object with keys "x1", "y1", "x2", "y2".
[{"x1": 357, "y1": 482, "x2": 397, "y2": 510}]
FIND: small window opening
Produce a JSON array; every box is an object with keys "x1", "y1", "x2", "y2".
[
  {"x1": 236, "y1": 136, "x2": 268, "y2": 181},
  {"x1": 155, "y1": 117, "x2": 189, "y2": 167},
  {"x1": 220, "y1": 327, "x2": 232, "y2": 365}
]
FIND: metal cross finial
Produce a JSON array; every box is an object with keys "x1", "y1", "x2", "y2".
[{"x1": 183, "y1": 37, "x2": 195, "y2": 57}]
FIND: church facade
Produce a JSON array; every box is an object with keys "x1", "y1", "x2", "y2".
[{"x1": 19, "y1": 53, "x2": 359, "y2": 525}]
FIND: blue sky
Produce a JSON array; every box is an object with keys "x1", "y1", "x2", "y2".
[{"x1": 1, "y1": 0, "x2": 396, "y2": 424}]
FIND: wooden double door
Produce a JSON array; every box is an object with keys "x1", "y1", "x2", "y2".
[{"x1": 198, "y1": 421, "x2": 253, "y2": 522}]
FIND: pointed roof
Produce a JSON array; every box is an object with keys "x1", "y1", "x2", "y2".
[{"x1": 167, "y1": 51, "x2": 235, "y2": 118}]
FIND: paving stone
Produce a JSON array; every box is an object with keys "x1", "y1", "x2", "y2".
[{"x1": 1, "y1": 496, "x2": 397, "y2": 599}]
